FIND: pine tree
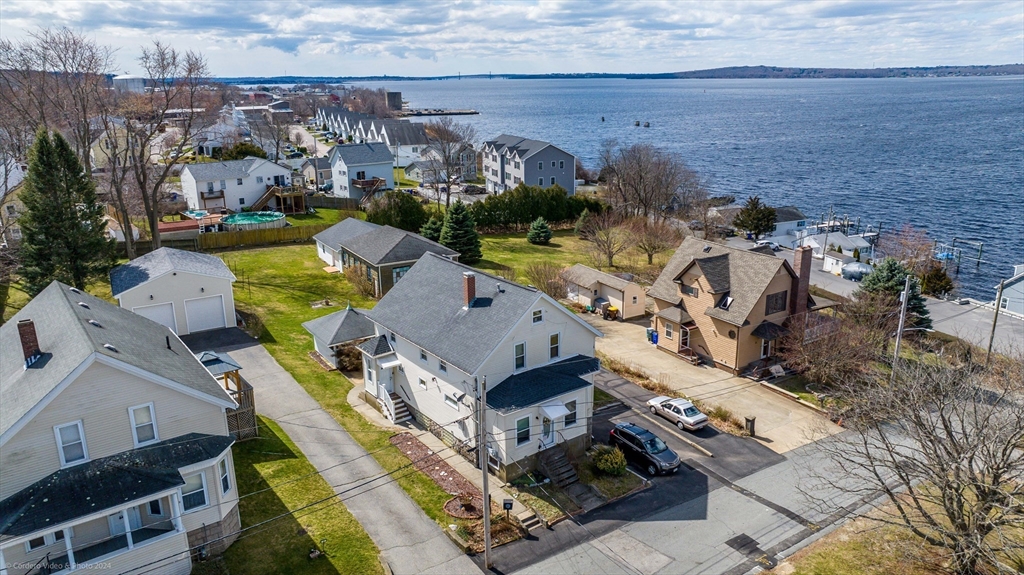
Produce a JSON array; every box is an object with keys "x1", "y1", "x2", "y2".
[
  {"x1": 527, "y1": 217, "x2": 552, "y2": 245},
  {"x1": 19, "y1": 128, "x2": 115, "y2": 295},
  {"x1": 852, "y1": 247, "x2": 860, "y2": 261},
  {"x1": 856, "y1": 257, "x2": 932, "y2": 329},
  {"x1": 731, "y1": 196, "x2": 776, "y2": 239},
  {"x1": 420, "y1": 216, "x2": 443, "y2": 242},
  {"x1": 440, "y1": 200, "x2": 482, "y2": 264},
  {"x1": 574, "y1": 208, "x2": 590, "y2": 237}
]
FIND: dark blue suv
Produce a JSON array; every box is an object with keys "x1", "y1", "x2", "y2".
[{"x1": 609, "y1": 422, "x2": 681, "y2": 476}]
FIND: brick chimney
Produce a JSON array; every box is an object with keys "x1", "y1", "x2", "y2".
[
  {"x1": 17, "y1": 319, "x2": 42, "y2": 367},
  {"x1": 463, "y1": 271, "x2": 476, "y2": 307},
  {"x1": 791, "y1": 246, "x2": 813, "y2": 318}
]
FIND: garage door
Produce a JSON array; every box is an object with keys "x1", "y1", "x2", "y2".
[
  {"x1": 184, "y1": 295, "x2": 226, "y2": 333},
  {"x1": 133, "y1": 302, "x2": 177, "y2": 333}
]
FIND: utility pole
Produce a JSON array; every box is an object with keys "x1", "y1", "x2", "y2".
[
  {"x1": 477, "y1": 376, "x2": 492, "y2": 569},
  {"x1": 820, "y1": 204, "x2": 834, "y2": 267},
  {"x1": 986, "y1": 280, "x2": 1005, "y2": 368},
  {"x1": 891, "y1": 275, "x2": 912, "y2": 380}
]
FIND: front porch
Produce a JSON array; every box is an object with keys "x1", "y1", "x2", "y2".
[{"x1": 652, "y1": 309, "x2": 704, "y2": 365}]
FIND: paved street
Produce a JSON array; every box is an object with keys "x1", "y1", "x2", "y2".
[
  {"x1": 181, "y1": 329, "x2": 479, "y2": 575},
  {"x1": 483, "y1": 371, "x2": 867, "y2": 575}
]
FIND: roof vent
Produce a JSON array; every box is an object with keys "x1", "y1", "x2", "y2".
[
  {"x1": 702, "y1": 245, "x2": 712, "y2": 253},
  {"x1": 88, "y1": 320, "x2": 102, "y2": 328},
  {"x1": 69, "y1": 287, "x2": 81, "y2": 294},
  {"x1": 496, "y1": 283, "x2": 504, "y2": 293},
  {"x1": 103, "y1": 344, "x2": 119, "y2": 353},
  {"x1": 77, "y1": 302, "x2": 90, "y2": 309}
]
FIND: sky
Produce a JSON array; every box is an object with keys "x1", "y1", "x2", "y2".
[{"x1": 1, "y1": 1, "x2": 1022, "y2": 78}]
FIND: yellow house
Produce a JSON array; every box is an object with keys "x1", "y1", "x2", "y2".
[{"x1": 648, "y1": 238, "x2": 819, "y2": 374}]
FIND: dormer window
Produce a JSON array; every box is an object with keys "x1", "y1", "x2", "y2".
[
  {"x1": 719, "y1": 295, "x2": 733, "y2": 310},
  {"x1": 681, "y1": 284, "x2": 698, "y2": 297}
]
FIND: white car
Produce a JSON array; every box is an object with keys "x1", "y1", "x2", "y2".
[
  {"x1": 755, "y1": 240, "x2": 781, "y2": 251},
  {"x1": 646, "y1": 396, "x2": 709, "y2": 431}
]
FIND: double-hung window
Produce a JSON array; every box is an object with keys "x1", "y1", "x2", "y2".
[
  {"x1": 181, "y1": 473, "x2": 208, "y2": 511},
  {"x1": 219, "y1": 179, "x2": 226, "y2": 190},
  {"x1": 665, "y1": 323, "x2": 674, "y2": 340},
  {"x1": 420, "y1": 349, "x2": 428, "y2": 362},
  {"x1": 532, "y1": 309, "x2": 543, "y2": 323},
  {"x1": 765, "y1": 291, "x2": 788, "y2": 315},
  {"x1": 219, "y1": 459, "x2": 231, "y2": 493},
  {"x1": 516, "y1": 417, "x2": 530, "y2": 446},
  {"x1": 54, "y1": 421, "x2": 88, "y2": 466},
  {"x1": 559, "y1": 160, "x2": 565, "y2": 169},
  {"x1": 129, "y1": 403, "x2": 158, "y2": 446},
  {"x1": 439, "y1": 360, "x2": 448, "y2": 374},
  {"x1": 514, "y1": 342, "x2": 526, "y2": 370},
  {"x1": 538, "y1": 161, "x2": 543, "y2": 171},
  {"x1": 549, "y1": 333, "x2": 560, "y2": 359},
  {"x1": 564, "y1": 401, "x2": 577, "y2": 426},
  {"x1": 550, "y1": 177, "x2": 556, "y2": 185},
  {"x1": 538, "y1": 178, "x2": 544, "y2": 186},
  {"x1": 206, "y1": 181, "x2": 214, "y2": 192},
  {"x1": 236, "y1": 178, "x2": 243, "y2": 185}
]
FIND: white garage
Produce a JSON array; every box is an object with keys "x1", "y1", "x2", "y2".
[
  {"x1": 110, "y1": 247, "x2": 236, "y2": 336},
  {"x1": 185, "y1": 295, "x2": 227, "y2": 333},
  {"x1": 132, "y1": 302, "x2": 177, "y2": 333}
]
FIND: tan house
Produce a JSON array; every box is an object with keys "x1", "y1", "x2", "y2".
[
  {"x1": 0, "y1": 282, "x2": 240, "y2": 574},
  {"x1": 561, "y1": 264, "x2": 646, "y2": 320},
  {"x1": 648, "y1": 238, "x2": 818, "y2": 374}
]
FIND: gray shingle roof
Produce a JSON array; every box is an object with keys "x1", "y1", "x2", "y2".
[
  {"x1": 341, "y1": 225, "x2": 458, "y2": 266},
  {"x1": 0, "y1": 433, "x2": 233, "y2": 537},
  {"x1": 302, "y1": 306, "x2": 375, "y2": 346},
  {"x1": 380, "y1": 121, "x2": 429, "y2": 146},
  {"x1": 561, "y1": 264, "x2": 631, "y2": 291},
  {"x1": 751, "y1": 321, "x2": 786, "y2": 341},
  {"x1": 356, "y1": 335, "x2": 392, "y2": 357},
  {"x1": 483, "y1": 134, "x2": 552, "y2": 160},
  {"x1": 748, "y1": 245, "x2": 778, "y2": 256},
  {"x1": 312, "y1": 217, "x2": 381, "y2": 250},
  {"x1": 649, "y1": 237, "x2": 792, "y2": 327},
  {"x1": 329, "y1": 142, "x2": 394, "y2": 166},
  {"x1": 303, "y1": 157, "x2": 331, "y2": 171},
  {"x1": 655, "y1": 306, "x2": 693, "y2": 325},
  {"x1": 110, "y1": 247, "x2": 236, "y2": 296},
  {"x1": 366, "y1": 254, "x2": 544, "y2": 374},
  {"x1": 774, "y1": 206, "x2": 807, "y2": 223},
  {"x1": 486, "y1": 355, "x2": 599, "y2": 413},
  {"x1": 181, "y1": 157, "x2": 282, "y2": 182},
  {"x1": 1, "y1": 282, "x2": 237, "y2": 438}
]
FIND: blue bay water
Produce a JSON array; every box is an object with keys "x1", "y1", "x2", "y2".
[{"x1": 354, "y1": 77, "x2": 1024, "y2": 300}]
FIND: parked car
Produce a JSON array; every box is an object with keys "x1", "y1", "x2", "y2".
[
  {"x1": 609, "y1": 422, "x2": 681, "y2": 476},
  {"x1": 842, "y1": 261, "x2": 874, "y2": 281},
  {"x1": 646, "y1": 396, "x2": 708, "y2": 431},
  {"x1": 755, "y1": 240, "x2": 781, "y2": 251},
  {"x1": 318, "y1": 182, "x2": 333, "y2": 192},
  {"x1": 463, "y1": 185, "x2": 486, "y2": 195},
  {"x1": 285, "y1": 151, "x2": 304, "y2": 159}
]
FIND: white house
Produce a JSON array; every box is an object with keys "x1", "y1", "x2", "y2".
[
  {"x1": 180, "y1": 157, "x2": 293, "y2": 212},
  {"x1": 481, "y1": 134, "x2": 576, "y2": 195},
  {"x1": 110, "y1": 247, "x2": 236, "y2": 335},
  {"x1": 359, "y1": 254, "x2": 603, "y2": 481},
  {"x1": 376, "y1": 121, "x2": 429, "y2": 168},
  {"x1": 0, "y1": 282, "x2": 241, "y2": 575},
  {"x1": 327, "y1": 143, "x2": 394, "y2": 200}
]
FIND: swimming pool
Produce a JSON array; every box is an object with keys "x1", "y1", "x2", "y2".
[{"x1": 220, "y1": 212, "x2": 287, "y2": 231}]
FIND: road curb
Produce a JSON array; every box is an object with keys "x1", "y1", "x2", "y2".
[{"x1": 759, "y1": 381, "x2": 830, "y2": 416}]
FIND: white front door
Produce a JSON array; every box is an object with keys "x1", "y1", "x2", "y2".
[
  {"x1": 541, "y1": 417, "x2": 553, "y2": 447},
  {"x1": 108, "y1": 507, "x2": 142, "y2": 536}
]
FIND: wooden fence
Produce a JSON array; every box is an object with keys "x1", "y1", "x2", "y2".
[
  {"x1": 196, "y1": 223, "x2": 333, "y2": 250},
  {"x1": 307, "y1": 195, "x2": 361, "y2": 210}
]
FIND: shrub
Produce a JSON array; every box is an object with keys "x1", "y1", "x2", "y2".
[
  {"x1": 852, "y1": 247, "x2": 860, "y2": 261},
  {"x1": 366, "y1": 191, "x2": 428, "y2": 232},
  {"x1": 526, "y1": 217, "x2": 552, "y2": 245},
  {"x1": 335, "y1": 345, "x2": 363, "y2": 371},
  {"x1": 574, "y1": 208, "x2": 590, "y2": 237},
  {"x1": 920, "y1": 265, "x2": 955, "y2": 297},
  {"x1": 524, "y1": 262, "x2": 566, "y2": 299},
  {"x1": 469, "y1": 183, "x2": 604, "y2": 232},
  {"x1": 592, "y1": 445, "x2": 627, "y2": 476},
  {"x1": 344, "y1": 266, "x2": 376, "y2": 298}
]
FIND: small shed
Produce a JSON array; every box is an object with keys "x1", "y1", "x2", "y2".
[
  {"x1": 302, "y1": 304, "x2": 376, "y2": 369},
  {"x1": 823, "y1": 251, "x2": 855, "y2": 275},
  {"x1": 196, "y1": 350, "x2": 258, "y2": 440},
  {"x1": 561, "y1": 264, "x2": 646, "y2": 320}
]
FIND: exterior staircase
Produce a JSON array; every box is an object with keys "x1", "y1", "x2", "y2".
[
  {"x1": 517, "y1": 510, "x2": 542, "y2": 531},
  {"x1": 389, "y1": 392, "x2": 411, "y2": 423},
  {"x1": 538, "y1": 445, "x2": 578, "y2": 488}
]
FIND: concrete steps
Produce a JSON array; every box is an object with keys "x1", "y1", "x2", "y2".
[
  {"x1": 538, "y1": 445, "x2": 578, "y2": 488},
  {"x1": 389, "y1": 393, "x2": 411, "y2": 423},
  {"x1": 517, "y1": 510, "x2": 542, "y2": 531}
]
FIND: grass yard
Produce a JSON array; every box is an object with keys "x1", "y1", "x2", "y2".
[
  {"x1": 771, "y1": 375, "x2": 820, "y2": 405},
  {"x1": 393, "y1": 167, "x2": 419, "y2": 188},
  {"x1": 209, "y1": 417, "x2": 383, "y2": 575},
  {"x1": 593, "y1": 387, "x2": 619, "y2": 409},
  {"x1": 576, "y1": 451, "x2": 644, "y2": 501},
  {"x1": 221, "y1": 245, "x2": 460, "y2": 529},
  {"x1": 286, "y1": 208, "x2": 364, "y2": 227}
]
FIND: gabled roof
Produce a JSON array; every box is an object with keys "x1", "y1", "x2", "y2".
[
  {"x1": 302, "y1": 157, "x2": 331, "y2": 171},
  {"x1": 649, "y1": 237, "x2": 793, "y2": 327},
  {"x1": 774, "y1": 206, "x2": 806, "y2": 223},
  {"x1": 486, "y1": 355, "x2": 599, "y2": 413},
  {"x1": 313, "y1": 217, "x2": 381, "y2": 250},
  {"x1": 748, "y1": 245, "x2": 777, "y2": 256},
  {"x1": 181, "y1": 157, "x2": 286, "y2": 182},
  {"x1": 341, "y1": 225, "x2": 458, "y2": 266},
  {"x1": 302, "y1": 306, "x2": 375, "y2": 346},
  {"x1": 379, "y1": 121, "x2": 429, "y2": 146},
  {"x1": 356, "y1": 335, "x2": 393, "y2": 357},
  {"x1": 329, "y1": 142, "x2": 394, "y2": 166},
  {"x1": 655, "y1": 306, "x2": 693, "y2": 325},
  {"x1": 0, "y1": 433, "x2": 233, "y2": 538},
  {"x1": 560, "y1": 264, "x2": 632, "y2": 291},
  {"x1": 483, "y1": 134, "x2": 558, "y2": 160},
  {"x1": 1, "y1": 282, "x2": 236, "y2": 441},
  {"x1": 368, "y1": 254, "x2": 577, "y2": 374},
  {"x1": 110, "y1": 247, "x2": 236, "y2": 296}
]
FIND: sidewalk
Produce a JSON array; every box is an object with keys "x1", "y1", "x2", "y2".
[
  {"x1": 583, "y1": 315, "x2": 842, "y2": 454},
  {"x1": 347, "y1": 383, "x2": 534, "y2": 522}
]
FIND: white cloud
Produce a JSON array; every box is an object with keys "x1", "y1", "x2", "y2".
[{"x1": 0, "y1": 0, "x2": 1020, "y2": 76}]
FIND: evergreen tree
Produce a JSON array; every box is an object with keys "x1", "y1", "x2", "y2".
[
  {"x1": 920, "y1": 265, "x2": 955, "y2": 297},
  {"x1": 574, "y1": 208, "x2": 590, "y2": 237},
  {"x1": 731, "y1": 196, "x2": 776, "y2": 239},
  {"x1": 366, "y1": 191, "x2": 428, "y2": 232},
  {"x1": 221, "y1": 142, "x2": 268, "y2": 160},
  {"x1": 19, "y1": 128, "x2": 115, "y2": 295},
  {"x1": 420, "y1": 216, "x2": 443, "y2": 242},
  {"x1": 852, "y1": 247, "x2": 860, "y2": 261},
  {"x1": 527, "y1": 217, "x2": 552, "y2": 245},
  {"x1": 856, "y1": 257, "x2": 932, "y2": 329},
  {"x1": 440, "y1": 200, "x2": 482, "y2": 264}
]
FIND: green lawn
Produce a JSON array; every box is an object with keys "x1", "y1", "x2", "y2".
[
  {"x1": 215, "y1": 417, "x2": 383, "y2": 575},
  {"x1": 286, "y1": 208, "x2": 364, "y2": 227},
  {"x1": 393, "y1": 167, "x2": 419, "y2": 188},
  {"x1": 593, "y1": 388, "x2": 618, "y2": 409},
  {"x1": 771, "y1": 375, "x2": 820, "y2": 405}
]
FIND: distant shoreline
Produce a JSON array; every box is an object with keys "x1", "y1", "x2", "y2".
[{"x1": 219, "y1": 64, "x2": 1024, "y2": 85}]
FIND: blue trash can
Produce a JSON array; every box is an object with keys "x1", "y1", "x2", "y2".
[{"x1": 651, "y1": 331, "x2": 659, "y2": 345}]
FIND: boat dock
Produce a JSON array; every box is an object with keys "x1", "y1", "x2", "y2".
[{"x1": 399, "y1": 108, "x2": 479, "y2": 117}]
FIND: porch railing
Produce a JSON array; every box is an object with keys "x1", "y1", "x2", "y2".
[{"x1": 379, "y1": 383, "x2": 396, "y2": 422}]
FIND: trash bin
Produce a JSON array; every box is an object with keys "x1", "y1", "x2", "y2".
[
  {"x1": 646, "y1": 328, "x2": 655, "y2": 342},
  {"x1": 651, "y1": 331, "x2": 659, "y2": 345},
  {"x1": 744, "y1": 416, "x2": 756, "y2": 437}
]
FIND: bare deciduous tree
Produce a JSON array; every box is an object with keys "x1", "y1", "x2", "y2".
[
  {"x1": 580, "y1": 211, "x2": 631, "y2": 267},
  {"x1": 524, "y1": 262, "x2": 567, "y2": 299},
  {"x1": 628, "y1": 217, "x2": 683, "y2": 265},
  {"x1": 600, "y1": 141, "x2": 699, "y2": 219},
  {"x1": 248, "y1": 117, "x2": 291, "y2": 162},
  {"x1": 814, "y1": 356, "x2": 1024, "y2": 575},
  {"x1": 878, "y1": 224, "x2": 934, "y2": 276},
  {"x1": 423, "y1": 117, "x2": 476, "y2": 208},
  {"x1": 344, "y1": 87, "x2": 395, "y2": 118}
]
